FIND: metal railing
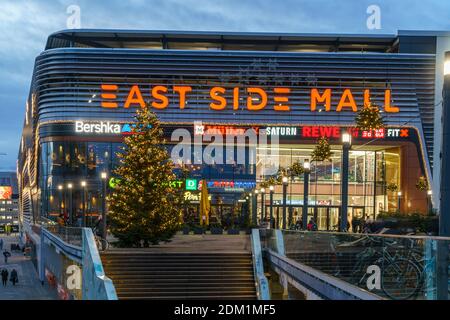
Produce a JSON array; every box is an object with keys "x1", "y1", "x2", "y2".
[
  {"x1": 82, "y1": 228, "x2": 118, "y2": 300},
  {"x1": 250, "y1": 229, "x2": 270, "y2": 300},
  {"x1": 263, "y1": 230, "x2": 450, "y2": 300},
  {"x1": 40, "y1": 217, "x2": 83, "y2": 247}
]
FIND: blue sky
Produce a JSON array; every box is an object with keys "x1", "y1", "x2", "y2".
[{"x1": 1, "y1": 0, "x2": 450, "y2": 170}]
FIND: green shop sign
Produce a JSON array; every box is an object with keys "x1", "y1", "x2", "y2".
[
  {"x1": 109, "y1": 177, "x2": 121, "y2": 189},
  {"x1": 108, "y1": 177, "x2": 197, "y2": 190},
  {"x1": 185, "y1": 179, "x2": 198, "y2": 191}
]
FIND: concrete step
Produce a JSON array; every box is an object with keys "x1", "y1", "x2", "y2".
[
  {"x1": 107, "y1": 274, "x2": 255, "y2": 281},
  {"x1": 117, "y1": 287, "x2": 256, "y2": 293},
  {"x1": 104, "y1": 266, "x2": 253, "y2": 271},
  {"x1": 119, "y1": 294, "x2": 256, "y2": 300},
  {"x1": 113, "y1": 281, "x2": 255, "y2": 288},
  {"x1": 103, "y1": 259, "x2": 251, "y2": 264}
]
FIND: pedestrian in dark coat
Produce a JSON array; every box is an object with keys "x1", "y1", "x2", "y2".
[
  {"x1": 10, "y1": 269, "x2": 18, "y2": 286},
  {"x1": 1, "y1": 269, "x2": 8, "y2": 286},
  {"x1": 3, "y1": 250, "x2": 11, "y2": 264}
]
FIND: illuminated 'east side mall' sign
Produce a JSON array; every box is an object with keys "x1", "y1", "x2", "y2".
[{"x1": 100, "y1": 84, "x2": 399, "y2": 113}]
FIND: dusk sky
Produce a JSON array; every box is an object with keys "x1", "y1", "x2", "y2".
[{"x1": 1, "y1": 0, "x2": 450, "y2": 170}]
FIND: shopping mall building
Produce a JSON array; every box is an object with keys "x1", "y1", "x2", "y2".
[{"x1": 17, "y1": 29, "x2": 450, "y2": 234}]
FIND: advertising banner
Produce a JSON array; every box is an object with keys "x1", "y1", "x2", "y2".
[{"x1": 0, "y1": 186, "x2": 12, "y2": 200}]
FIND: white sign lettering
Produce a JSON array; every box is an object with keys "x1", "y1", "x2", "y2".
[
  {"x1": 265, "y1": 127, "x2": 297, "y2": 136},
  {"x1": 75, "y1": 121, "x2": 121, "y2": 134}
]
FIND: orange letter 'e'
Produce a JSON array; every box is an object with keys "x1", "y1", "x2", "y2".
[
  {"x1": 247, "y1": 87, "x2": 267, "y2": 111},
  {"x1": 210, "y1": 87, "x2": 227, "y2": 110},
  {"x1": 124, "y1": 85, "x2": 145, "y2": 109},
  {"x1": 173, "y1": 86, "x2": 192, "y2": 109},
  {"x1": 274, "y1": 88, "x2": 290, "y2": 111},
  {"x1": 336, "y1": 89, "x2": 357, "y2": 112},
  {"x1": 101, "y1": 84, "x2": 118, "y2": 108},
  {"x1": 310, "y1": 88, "x2": 331, "y2": 111},
  {"x1": 151, "y1": 86, "x2": 169, "y2": 109}
]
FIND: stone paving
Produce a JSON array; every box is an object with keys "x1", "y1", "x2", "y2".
[
  {"x1": 108, "y1": 233, "x2": 252, "y2": 253},
  {"x1": 0, "y1": 235, "x2": 57, "y2": 300}
]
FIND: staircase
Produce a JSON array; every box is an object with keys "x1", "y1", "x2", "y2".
[{"x1": 101, "y1": 251, "x2": 257, "y2": 300}]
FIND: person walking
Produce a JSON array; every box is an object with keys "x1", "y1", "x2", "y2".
[
  {"x1": 3, "y1": 250, "x2": 11, "y2": 264},
  {"x1": 9, "y1": 269, "x2": 18, "y2": 286},
  {"x1": 307, "y1": 218, "x2": 317, "y2": 231},
  {"x1": 1, "y1": 269, "x2": 8, "y2": 286}
]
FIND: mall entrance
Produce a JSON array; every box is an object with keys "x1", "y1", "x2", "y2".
[
  {"x1": 275, "y1": 205, "x2": 366, "y2": 231},
  {"x1": 275, "y1": 205, "x2": 340, "y2": 230}
]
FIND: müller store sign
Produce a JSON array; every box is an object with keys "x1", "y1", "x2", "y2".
[{"x1": 100, "y1": 84, "x2": 399, "y2": 113}]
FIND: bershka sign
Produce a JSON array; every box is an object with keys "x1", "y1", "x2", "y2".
[
  {"x1": 100, "y1": 84, "x2": 399, "y2": 113},
  {"x1": 75, "y1": 121, "x2": 121, "y2": 134}
]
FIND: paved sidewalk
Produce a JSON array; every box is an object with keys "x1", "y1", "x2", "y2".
[{"x1": 0, "y1": 235, "x2": 57, "y2": 300}]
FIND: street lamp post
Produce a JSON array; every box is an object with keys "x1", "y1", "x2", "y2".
[
  {"x1": 67, "y1": 183, "x2": 73, "y2": 225},
  {"x1": 101, "y1": 172, "x2": 108, "y2": 250},
  {"x1": 253, "y1": 190, "x2": 259, "y2": 225},
  {"x1": 437, "y1": 53, "x2": 450, "y2": 299},
  {"x1": 302, "y1": 159, "x2": 311, "y2": 230},
  {"x1": 427, "y1": 190, "x2": 433, "y2": 214},
  {"x1": 269, "y1": 185, "x2": 274, "y2": 228},
  {"x1": 440, "y1": 53, "x2": 450, "y2": 236},
  {"x1": 282, "y1": 176, "x2": 288, "y2": 229},
  {"x1": 81, "y1": 181, "x2": 86, "y2": 227},
  {"x1": 340, "y1": 132, "x2": 351, "y2": 232},
  {"x1": 57, "y1": 184, "x2": 63, "y2": 216},
  {"x1": 260, "y1": 188, "x2": 266, "y2": 224},
  {"x1": 245, "y1": 195, "x2": 250, "y2": 223},
  {"x1": 397, "y1": 191, "x2": 402, "y2": 213}
]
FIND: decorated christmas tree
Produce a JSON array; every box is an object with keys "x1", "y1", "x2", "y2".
[
  {"x1": 289, "y1": 161, "x2": 305, "y2": 178},
  {"x1": 311, "y1": 136, "x2": 332, "y2": 162},
  {"x1": 108, "y1": 105, "x2": 183, "y2": 247},
  {"x1": 416, "y1": 176, "x2": 428, "y2": 191},
  {"x1": 355, "y1": 102, "x2": 385, "y2": 131}
]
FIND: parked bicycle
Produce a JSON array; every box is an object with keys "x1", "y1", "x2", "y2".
[{"x1": 331, "y1": 235, "x2": 422, "y2": 300}]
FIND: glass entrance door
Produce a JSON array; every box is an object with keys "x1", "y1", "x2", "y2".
[
  {"x1": 310, "y1": 206, "x2": 341, "y2": 231},
  {"x1": 329, "y1": 207, "x2": 340, "y2": 231},
  {"x1": 316, "y1": 207, "x2": 328, "y2": 231}
]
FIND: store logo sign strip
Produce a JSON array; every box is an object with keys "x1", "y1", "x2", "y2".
[{"x1": 299, "y1": 126, "x2": 410, "y2": 140}]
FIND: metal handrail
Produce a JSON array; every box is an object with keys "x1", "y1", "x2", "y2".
[
  {"x1": 251, "y1": 229, "x2": 270, "y2": 300},
  {"x1": 287, "y1": 229, "x2": 450, "y2": 241},
  {"x1": 82, "y1": 228, "x2": 118, "y2": 300},
  {"x1": 266, "y1": 249, "x2": 384, "y2": 300}
]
